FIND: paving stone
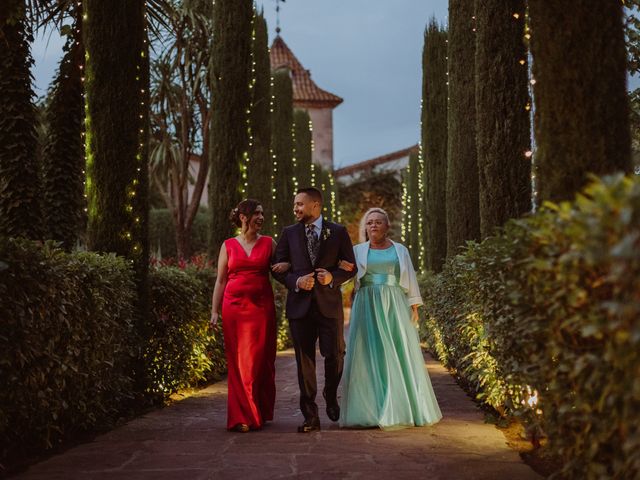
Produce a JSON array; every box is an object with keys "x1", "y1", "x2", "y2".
[{"x1": 12, "y1": 343, "x2": 542, "y2": 480}]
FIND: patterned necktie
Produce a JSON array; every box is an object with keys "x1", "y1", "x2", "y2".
[{"x1": 306, "y1": 224, "x2": 319, "y2": 265}]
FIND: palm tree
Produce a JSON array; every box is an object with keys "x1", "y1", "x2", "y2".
[{"x1": 149, "y1": 0, "x2": 214, "y2": 259}]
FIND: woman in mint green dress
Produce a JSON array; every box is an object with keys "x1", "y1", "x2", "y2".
[{"x1": 339, "y1": 208, "x2": 442, "y2": 429}]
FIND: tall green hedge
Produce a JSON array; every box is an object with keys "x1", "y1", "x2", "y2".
[
  {"x1": 528, "y1": 1, "x2": 631, "y2": 202},
  {"x1": 315, "y1": 166, "x2": 338, "y2": 221},
  {"x1": 0, "y1": 239, "x2": 136, "y2": 466},
  {"x1": 0, "y1": 0, "x2": 43, "y2": 239},
  {"x1": 271, "y1": 68, "x2": 295, "y2": 232},
  {"x1": 422, "y1": 19, "x2": 448, "y2": 272},
  {"x1": 41, "y1": 12, "x2": 86, "y2": 250},
  {"x1": 84, "y1": 0, "x2": 150, "y2": 393},
  {"x1": 84, "y1": 0, "x2": 148, "y2": 262},
  {"x1": 145, "y1": 265, "x2": 224, "y2": 398},
  {"x1": 403, "y1": 149, "x2": 421, "y2": 266},
  {"x1": 293, "y1": 108, "x2": 313, "y2": 190},
  {"x1": 208, "y1": 0, "x2": 253, "y2": 254},
  {"x1": 0, "y1": 238, "x2": 225, "y2": 470},
  {"x1": 247, "y1": 9, "x2": 272, "y2": 231},
  {"x1": 149, "y1": 208, "x2": 210, "y2": 259},
  {"x1": 420, "y1": 174, "x2": 640, "y2": 479},
  {"x1": 446, "y1": 4, "x2": 480, "y2": 256},
  {"x1": 476, "y1": 0, "x2": 531, "y2": 238}
]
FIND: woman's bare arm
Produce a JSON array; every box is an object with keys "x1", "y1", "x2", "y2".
[{"x1": 210, "y1": 243, "x2": 229, "y2": 326}]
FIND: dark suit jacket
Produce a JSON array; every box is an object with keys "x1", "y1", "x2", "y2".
[{"x1": 272, "y1": 220, "x2": 356, "y2": 320}]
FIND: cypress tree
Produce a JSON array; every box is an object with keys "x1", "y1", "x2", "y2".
[
  {"x1": 0, "y1": 0, "x2": 43, "y2": 239},
  {"x1": 406, "y1": 149, "x2": 421, "y2": 266},
  {"x1": 271, "y1": 68, "x2": 294, "y2": 232},
  {"x1": 310, "y1": 165, "x2": 336, "y2": 221},
  {"x1": 528, "y1": 1, "x2": 631, "y2": 202},
  {"x1": 293, "y1": 108, "x2": 313, "y2": 190},
  {"x1": 401, "y1": 167, "x2": 411, "y2": 246},
  {"x1": 84, "y1": 0, "x2": 150, "y2": 343},
  {"x1": 446, "y1": 4, "x2": 480, "y2": 254},
  {"x1": 476, "y1": 0, "x2": 531, "y2": 238},
  {"x1": 41, "y1": 10, "x2": 85, "y2": 250},
  {"x1": 208, "y1": 0, "x2": 253, "y2": 254},
  {"x1": 422, "y1": 19, "x2": 448, "y2": 272},
  {"x1": 247, "y1": 9, "x2": 272, "y2": 229},
  {"x1": 84, "y1": 0, "x2": 148, "y2": 259}
]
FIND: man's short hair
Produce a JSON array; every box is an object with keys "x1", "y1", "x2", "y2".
[{"x1": 297, "y1": 187, "x2": 323, "y2": 205}]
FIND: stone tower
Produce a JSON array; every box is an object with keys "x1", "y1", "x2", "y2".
[{"x1": 270, "y1": 36, "x2": 343, "y2": 170}]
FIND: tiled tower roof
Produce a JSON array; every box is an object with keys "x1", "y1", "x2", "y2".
[{"x1": 270, "y1": 36, "x2": 343, "y2": 109}]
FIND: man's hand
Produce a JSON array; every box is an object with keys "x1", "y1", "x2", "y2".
[
  {"x1": 297, "y1": 272, "x2": 315, "y2": 291},
  {"x1": 315, "y1": 268, "x2": 333, "y2": 286}
]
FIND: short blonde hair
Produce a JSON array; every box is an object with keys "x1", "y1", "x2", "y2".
[{"x1": 359, "y1": 207, "x2": 391, "y2": 243}]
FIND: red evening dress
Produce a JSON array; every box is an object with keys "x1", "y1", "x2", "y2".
[{"x1": 221, "y1": 235, "x2": 277, "y2": 430}]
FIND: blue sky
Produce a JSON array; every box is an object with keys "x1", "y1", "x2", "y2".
[{"x1": 31, "y1": 1, "x2": 448, "y2": 169}]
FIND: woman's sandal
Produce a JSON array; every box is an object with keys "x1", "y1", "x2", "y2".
[{"x1": 232, "y1": 423, "x2": 250, "y2": 433}]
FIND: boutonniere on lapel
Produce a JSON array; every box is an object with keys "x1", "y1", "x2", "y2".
[{"x1": 321, "y1": 225, "x2": 331, "y2": 241}]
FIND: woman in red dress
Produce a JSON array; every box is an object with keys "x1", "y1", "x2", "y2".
[{"x1": 210, "y1": 199, "x2": 288, "y2": 432}]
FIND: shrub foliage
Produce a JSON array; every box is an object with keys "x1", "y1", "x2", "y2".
[
  {"x1": 0, "y1": 239, "x2": 225, "y2": 468},
  {"x1": 420, "y1": 174, "x2": 640, "y2": 479}
]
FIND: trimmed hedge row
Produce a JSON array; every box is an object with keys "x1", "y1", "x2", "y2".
[
  {"x1": 146, "y1": 263, "x2": 224, "y2": 397},
  {"x1": 0, "y1": 239, "x2": 136, "y2": 464},
  {"x1": 420, "y1": 174, "x2": 640, "y2": 479},
  {"x1": 0, "y1": 238, "x2": 225, "y2": 467},
  {"x1": 148, "y1": 208, "x2": 210, "y2": 258}
]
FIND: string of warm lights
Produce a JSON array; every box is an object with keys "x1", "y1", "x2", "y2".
[
  {"x1": 269, "y1": 72, "x2": 278, "y2": 235},
  {"x1": 78, "y1": 2, "x2": 88, "y2": 220},
  {"x1": 309, "y1": 120, "x2": 317, "y2": 189},
  {"x1": 241, "y1": 11, "x2": 257, "y2": 198},
  {"x1": 401, "y1": 161, "x2": 410, "y2": 243},
  {"x1": 328, "y1": 170, "x2": 337, "y2": 221},
  {"x1": 291, "y1": 122, "x2": 299, "y2": 192},
  {"x1": 127, "y1": 9, "x2": 149, "y2": 256},
  {"x1": 417, "y1": 142, "x2": 426, "y2": 271},
  {"x1": 521, "y1": 9, "x2": 537, "y2": 211},
  {"x1": 82, "y1": 7, "x2": 95, "y2": 239}
]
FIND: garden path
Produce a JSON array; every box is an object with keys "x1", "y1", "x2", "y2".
[{"x1": 13, "y1": 348, "x2": 541, "y2": 479}]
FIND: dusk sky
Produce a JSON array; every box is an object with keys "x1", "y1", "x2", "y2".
[
  {"x1": 29, "y1": 2, "x2": 636, "y2": 168},
  {"x1": 31, "y1": 1, "x2": 449, "y2": 169}
]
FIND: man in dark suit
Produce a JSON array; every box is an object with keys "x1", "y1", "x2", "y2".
[{"x1": 273, "y1": 187, "x2": 356, "y2": 432}]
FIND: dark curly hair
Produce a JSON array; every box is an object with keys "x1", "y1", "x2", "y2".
[{"x1": 229, "y1": 199, "x2": 262, "y2": 228}]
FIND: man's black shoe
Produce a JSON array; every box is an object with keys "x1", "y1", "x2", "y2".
[
  {"x1": 297, "y1": 418, "x2": 321, "y2": 433},
  {"x1": 323, "y1": 389, "x2": 340, "y2": 422},
  {"x1": 326, "y1": 404, "x2": 340, "y2": 422}
]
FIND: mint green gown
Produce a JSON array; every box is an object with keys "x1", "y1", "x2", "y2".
[{"x1": 340, "y1": 246, "x2": 442, "y2": 429}]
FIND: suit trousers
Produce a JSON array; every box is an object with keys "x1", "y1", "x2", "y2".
[{"x1": 289, "y1": 299, "x2": 345, "y2": 421}]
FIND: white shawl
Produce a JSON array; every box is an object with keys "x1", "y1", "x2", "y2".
[{"x1": 352, "y1": 240, "x2": 423, "y2": 306}]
